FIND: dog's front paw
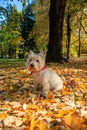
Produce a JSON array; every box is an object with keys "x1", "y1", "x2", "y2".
[
  {"x1": 40, "y1": 94, "x2": 46, "y2": 99},
  {"x1": 40, "y1": 91, "x2": 48, "y2": 98}
]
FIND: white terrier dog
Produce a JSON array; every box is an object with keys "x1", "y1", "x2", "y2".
[{"x1": 26, "y1": 51, "x2": 63, "y2": 97}]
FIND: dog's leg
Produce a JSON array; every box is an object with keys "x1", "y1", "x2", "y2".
[
  {"x1": 33, "y1": 82, "x2": 39, "y2": 91},
  {"x1": 41, "y1": 81, "x2": 50, "y2": 97}
]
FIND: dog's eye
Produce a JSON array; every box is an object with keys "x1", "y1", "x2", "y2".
[{"x1": 36, "y1": 60, "x2": 39, "y2": 62}]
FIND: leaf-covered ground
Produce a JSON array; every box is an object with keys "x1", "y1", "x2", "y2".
[{"x1": 0, "y1": 58, "x2": 87, "y2": 130}]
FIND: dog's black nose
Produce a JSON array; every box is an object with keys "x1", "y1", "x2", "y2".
[{"x1": 30, "y1": 64, "x2": 34, "y2": 68}]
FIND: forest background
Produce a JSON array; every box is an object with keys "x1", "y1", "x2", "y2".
[{"x1": 0, "y1": 0, "x2": 87, "y2": 61}]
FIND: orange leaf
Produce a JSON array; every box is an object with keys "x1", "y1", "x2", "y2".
[
  {"x1": 63, "y1": 112, "x2": 72, "y2": 127},
  {"x1": 62, "y1": 88, "x2": 72, "y2": 95},
  {"x1": 79, "y1": 124, "x2": 87, "y2": 130},
  {"x1": 58, "y1": 103, "x2": 66, "y2": 108},
  {"x1": 64, "y1": 112, "x2": 84, "y2": 130},
  {"x1": 71, "y1": 113, "x2": 84, "y2": 130}
]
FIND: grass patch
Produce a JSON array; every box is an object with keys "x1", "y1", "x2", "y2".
[{"x1": 0, "y1": 59, "x2": 25, "y2": 69}]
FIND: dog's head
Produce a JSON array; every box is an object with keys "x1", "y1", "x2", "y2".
[{"x1": 26, "y1": 51, "x2": 46, "y2": 71}]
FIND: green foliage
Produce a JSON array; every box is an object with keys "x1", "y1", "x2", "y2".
[
  {"x1": 20, "y1": 4, "x2": 36, "y2": 51},
  {"x1": 63, "y1": 0, "x2": 87, "y2": 57},
  {"x1": 30, "y1": 0, "x2": 87, "y2": 56},
  {"x1": 0, "y1": 0, "x2": 87, "y2": 59},
  {"x1": 0, "y1": 4, "x2": 22, "y2": 58},
  {"x1": 30, "y1": 1, "x2": 50, "y2": 51}
]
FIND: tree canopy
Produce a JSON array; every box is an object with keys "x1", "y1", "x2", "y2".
[{"x1": 0, "y1": 0, "x2": 87, "y2": 60}]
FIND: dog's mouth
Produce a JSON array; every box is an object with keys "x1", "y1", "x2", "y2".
[
  {"x1": 28, "y1": 65, "x2": 47, "y2": 76},
  {"x1": 28, "y1": 67, "x2": 37, "y2": 76},
  {"x1": 29, "y1": 66, "x2": 37, "y2": 71}
]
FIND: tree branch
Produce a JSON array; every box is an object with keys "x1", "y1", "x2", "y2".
[{"x1": 78, "y1": 19, "x2": 87, "y2": 35}]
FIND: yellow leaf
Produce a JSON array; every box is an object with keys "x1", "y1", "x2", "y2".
[
  {"x1": 63, "y1": 112, "x2": 72, "y2": 127},
  {"x1": 10, "y1": 86, "x2": 14, "y2": 90},
  {"x1": 0, "y1": 113, "x2": 8, "y2": 120},
  {"x1": 76, "y1": 100, "x2": 83, "y2": 105},
  {"x1": 36, "y1": 121, "x2": 49, "y2": 130},
  {"x1": 23, "y1": 117, "x2": 28, "y2": 123},
  {"x1": 30, "y1": 117, "x2": 35, "y2": 130},
  {"x1": 79, "y1": 84, "x2": 87, "y2": 92}
]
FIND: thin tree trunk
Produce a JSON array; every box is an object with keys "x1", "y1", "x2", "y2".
[
  {"x1": 78, "y1": 26, "x2": 81, "y2": 57},
  {"x1": 1, "y1": 44, "x2": 3, "y2": 58},
  {"x1": 8, "y1": 42, "x2": 11, "y2": 58},
  {"x1": 78, "y1": 12, "x2": 83, "y2": 57},
  {"x1": 14, "y1": 46, "x2": 16, "y2": 59},
  {"x1": 66, "y1": 6, "x2": 71, "y2": 61},
  {"x1": 46, "y1": 0, "x2": 67, "y2": 63}
]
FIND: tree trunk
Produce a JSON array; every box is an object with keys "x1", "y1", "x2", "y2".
[
  {"x1": 46, "y1": 0, "x2": 67, "y2": 63},
  {"x1": 78, "y1": 12, "x2": 83, "y2": 57},
  {"x1": 14, "y1": 45, "x2": 16, "y2": 59},
  {"x1": 8, "y1": 42, "x2": 11, "y2": 58},
  {"x1": 1, "y1": 44, "x2": 3, "y2": 58},
  {"x1": 66, "y1": 6, "x2": 71, "y2": 61},
  {"x1": 78, "y1": 25, "x2": 81, "y2": 57}
]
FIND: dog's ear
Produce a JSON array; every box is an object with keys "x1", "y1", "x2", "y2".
[
  {"x1": 29, "y1": 50, "x2": 34, "y2": 55},
  {"x1": 39, "y1": 51, "x2": 46, "y2": 59}
]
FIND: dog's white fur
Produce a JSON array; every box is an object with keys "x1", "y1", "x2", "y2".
[{"x1": 26, "y1": 51, "x2": 63, "y2": 96}]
